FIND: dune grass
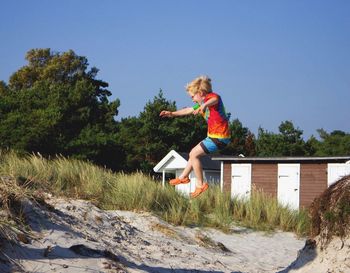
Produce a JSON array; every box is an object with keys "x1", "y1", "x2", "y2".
[{"x1": 0, "y1": 150, "x2": 310, "y2": 238}]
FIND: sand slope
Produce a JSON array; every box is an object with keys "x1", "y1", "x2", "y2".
[
  {"x1": 279, "y1": 236, "x2": 350, "y2": 273},
  {"x1": 0, "y1": 197, "x2": 305, "y2": 273}
]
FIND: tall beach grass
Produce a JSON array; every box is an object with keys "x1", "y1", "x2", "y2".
[{"x1": 0, "y1": 150, "x2": 310, "y2": 237}]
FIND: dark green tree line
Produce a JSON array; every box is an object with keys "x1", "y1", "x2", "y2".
[
  {"x1": 222, "y1": 119, "x2": 256, "y2": 156},
  {"x1": 0, "y1": 49, "x2": 123, "y2": 170},
  {"x1": 255, "y1": 121, "x2": 350, "y2": 157},
  {"x1": 256, "y1": 121, "x2": 308, "y2": 156},
  {"x1": 1, "y1": 48, "x2": 349, "y2": 173},
  {"x1": 310, "y1": 129, "x2": 350, "y2": 156}
]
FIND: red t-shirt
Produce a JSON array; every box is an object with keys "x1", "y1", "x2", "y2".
[{"x1": 201, "y1": 92, "x2": 231, "y2": 139}]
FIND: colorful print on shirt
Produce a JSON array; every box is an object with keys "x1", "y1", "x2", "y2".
[{"x1": 201, "y1": 92, "x2": 231, "y2": 139}]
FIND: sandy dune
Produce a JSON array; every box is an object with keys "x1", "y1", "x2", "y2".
[
  {"x1": 0, "y1": 197, "x2": 306, "y2": 273},
  {"x1": 279, "y1": 235, "x2": 350, "y2": 273}
]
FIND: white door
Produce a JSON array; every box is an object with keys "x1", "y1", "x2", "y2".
[
  {"x1": 231, "y1": 164, "x2": 252, "y2": 200},
  {"x1": 278, "y1": 164, "x2": 300, "y2": 210},
  {"x1": 328, "y1": 163, "x2": 350, "y2": 187}
]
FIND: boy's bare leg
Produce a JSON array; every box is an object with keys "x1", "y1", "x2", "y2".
[
  {"x1": 188, "y1": 143, "x2": 206, "y2": 188},
  {"x1": 179, "y1": 143, "x2": 205, "y2": 180},
  {"x1": 179, "y1": 160, "x2": 193, "y2": 179}
]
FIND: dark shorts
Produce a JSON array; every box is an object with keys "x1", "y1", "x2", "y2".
[{"x1": 200, "y1": 137, "x2": 230, "y2": 154}]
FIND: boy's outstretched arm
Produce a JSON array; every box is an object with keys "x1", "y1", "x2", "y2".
[{"x1": 159, "y1": 107, "x2": 194, "y2": 118}]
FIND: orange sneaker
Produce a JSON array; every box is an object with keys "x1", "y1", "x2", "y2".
[
  {"x1": 169, "y1": 177, "x2": 190, "y2": 186},
  {"x1": 190, "y1": 183, "x2": 209, "y2": 198}
]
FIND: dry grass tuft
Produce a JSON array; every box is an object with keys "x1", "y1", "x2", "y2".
[
  {"x1": 0, "y1": 176, "x2": 33, "y2": 245},
  {"x1": 309, "y1": 175, "x2": 350, "y2": 246}
]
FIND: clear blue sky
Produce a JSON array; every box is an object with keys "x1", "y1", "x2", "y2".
[{"x1": 1, "y1": 0, "x2": 349, "y2": 139}]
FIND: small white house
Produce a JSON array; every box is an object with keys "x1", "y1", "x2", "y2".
[{"x1": 153, "y1": 150, "x2": 220, "y2": 196}]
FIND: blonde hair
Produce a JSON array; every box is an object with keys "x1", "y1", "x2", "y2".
[{"x1": 186, "y1": 75, "x2": 212, "y2": 95}]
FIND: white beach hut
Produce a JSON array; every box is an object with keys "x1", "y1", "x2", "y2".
[{"x1": 153, "y1": 150, "x2": 220, "y2": 196}]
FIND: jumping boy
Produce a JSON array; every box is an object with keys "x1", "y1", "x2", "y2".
[{"x1": 159, "y1": 76, "x2": 231, "y2": 198}]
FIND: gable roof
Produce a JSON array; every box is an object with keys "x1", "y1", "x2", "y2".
[
  {"x1": 153, "y1": 150, "x2": 187, "y2": 172},
  {"x1": 153, "y1": 150, "x2": 220, "y2": 173}
]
